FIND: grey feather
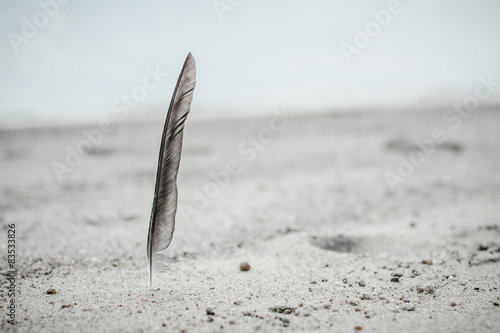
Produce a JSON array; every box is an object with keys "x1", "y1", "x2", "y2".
[{"x1": 147, "y1": 53, "x2": 196, "y2": 288}]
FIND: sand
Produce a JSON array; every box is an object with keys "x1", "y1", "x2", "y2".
[{"x1": 1, "y1": 108, "x2": 499, "y2": 332}]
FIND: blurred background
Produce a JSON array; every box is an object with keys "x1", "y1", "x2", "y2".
[{"x1": 1, "y1": 0, "x2": 500, "y2": 123}]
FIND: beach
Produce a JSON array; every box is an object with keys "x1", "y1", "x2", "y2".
[{"x1": 1, "y1": 108, "x2": 499, "y2": 332}]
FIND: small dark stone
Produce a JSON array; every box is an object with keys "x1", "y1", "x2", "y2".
[
  {"x1": 270, "y1": 306, "x2": 294, "y2": 314},
  {"x1": 391, "y1": 277, "x2": 400, "y2": 283},
  {"x1": 46, "y1": 288, "x2": 57, "y2": 294},
  {"x1": 425, "y1": 286, "x2": 435, "y2": 294},
  {"x1": 279, "y1": 318, "x2": 290, "y2": 327},
  {"x1": 416, "y1": 286, "x2": 435, "y2": 294},
  {"x1": 404, "y1": 305, "x2": 415, "y2": 311},
  {"x1": 358, "y1": 280, "x2": 366, "y2": 287},
  {"x1": 240, "y1": 262, "x2": 251, "y2": 271},
  {"x1": 206, "y1": 307, "x2": 215, "y2": 316}
]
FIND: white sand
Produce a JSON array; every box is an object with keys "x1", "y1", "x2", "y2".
[{"x1": 1, "y1": 109, "x2": 499, "y2": 332}]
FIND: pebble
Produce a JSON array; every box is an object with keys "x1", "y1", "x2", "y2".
[
  {"x1": 234, "y1": 300, "x2": 242, "y2": 306},
  {"x1": 417, "y1": 286, "x2": 434, "y2": 294},
  {"x1": 424, "y1": 286, "x2": 435, "y2": 294},
  {"x1": 478, "y1": 244, "x2": 489, "y2": 251},
  {"x1": 240, "y1": 262, "x2": 251, "y2": 271},
  {"x1": 61, "y1": 304, "x2": 71, "y2": 309},
  {"x1": 207, "y1": 317, "x2": 214, "y2": 322},
  {"x1": 283, "y1": 309, "x2": 292, "y2": 315},
  {"x1": 270, "y1": 306, "x2": 294, "y2": 314},
  {"x1": 206, "y1": 307, "x2": 215, "y2": 316},
  {"x1": 450, "y1": 302, "x2": 456, "y2": 307},
  {"x1": 279, "y1": 318, "x2": 290, "y2": 327},
  {"x1": 354, "y1": 326, "x2": 363, "y2": 330},
  {"x1": 308, "y1": 288, "x2": 313, "y2": 292},
  {"x1": 242, "y1": 311, "x2": 252, "y2": 316},
  {"x1": 391, "y1": 277, "x2": 400, "y2": 283},
  {"x1": 358, "y1": 280, "x2": 366, "y2": 287},
  {"x1": 349, "y1": 300, "x2": 359, "y2": 306},
  {"x1": 404, "y1": 305, "x2": 416, "y2": 311},
  {"x1": 46, "y1": 289, "x2": 57, "y2": 294},
  {"x1": 421, "y1": 259, "x2": 433, "y2": 265},
  {"x1": 323, "y1": 304, "x2": 331, "y2": 309}
]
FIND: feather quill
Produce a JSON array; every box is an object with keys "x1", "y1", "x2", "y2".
[{"x1": 147, "y1": 53, "x2": 196, "y2": 288}]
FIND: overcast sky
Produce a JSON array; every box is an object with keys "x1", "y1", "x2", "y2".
[{"x1": 1, "y1": 0, "x2": 499, "y2": 121}]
